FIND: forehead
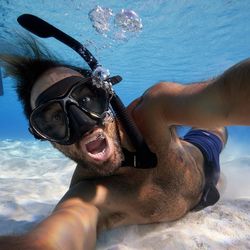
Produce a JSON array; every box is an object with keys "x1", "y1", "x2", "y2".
[{"x1": 30, "y1": 66, "x2": 82, "y2": 109}]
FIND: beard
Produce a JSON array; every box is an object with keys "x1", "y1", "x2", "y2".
[
  {"x1": 52, "y1": 121, "x2": 124, "y2": 176},
  {"x1": 75, "y1": 137, "x2": 123, "y2": 176}
]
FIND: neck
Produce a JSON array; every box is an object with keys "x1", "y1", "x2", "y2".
[{"x1": 115, "y1": 118, "x2": 135, "y2": 152}]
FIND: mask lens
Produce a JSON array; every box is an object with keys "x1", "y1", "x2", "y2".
[
  {"x1": 31, "y1": 102, "x2": 68, "y2": 141},
  {"x1": 71, "y1": 84, "x2": 108, "y2": 115}
]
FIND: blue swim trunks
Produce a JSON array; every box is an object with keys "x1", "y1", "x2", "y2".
[{"x1": 183, "y1": 129, "x2": 223, "y2": 211}]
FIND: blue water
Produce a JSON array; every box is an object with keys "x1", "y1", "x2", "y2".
[
  {"x1": 1, "y1": 1, "x2": 250, "y2": 247},
  {"x1": 1, "y1": 0, "x2": 250, "y2": 143}
]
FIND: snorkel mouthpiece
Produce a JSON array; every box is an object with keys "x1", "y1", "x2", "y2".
[{"x1": 18, "y1": 14, "x2": 157, "y2": 168}]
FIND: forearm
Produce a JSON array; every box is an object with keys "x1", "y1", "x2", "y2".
[
  {"x1": 193, "y1": 58, "x2": 250, "y2": 126},
  {"x1": 157, "y1": 58, "x2": 250, "y2": 127},
  {"x1": 30, "y1": 198, "x2": 99, "y2": 250},
  {"x1": 0, "y1": 198, "x2": 98, "y2": 250},
  {"x1": 217, "y1": 58, "x2": 250, "y2": 124}
]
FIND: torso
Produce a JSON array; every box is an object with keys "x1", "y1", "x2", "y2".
[{"x1": 70, "y1": 83, "x2": 206, "y2": 231}]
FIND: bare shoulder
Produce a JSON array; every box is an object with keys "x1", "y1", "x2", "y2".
[
  {"x1": 127, "y1": 81, "x2": 186, "y2": 128},
  {"x1": 128, "y1": 81, "x2": 183, "y2": 108},
  {"x1": 126, "y1": 82, "x2": 181, "y2": 151}
]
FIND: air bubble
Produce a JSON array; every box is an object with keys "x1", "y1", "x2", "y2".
[
  {"x1": 88, "y1": 5, "x2": 113, "y2": 34},
  {"x1": 114, "y1": 9, "x2": 143, "y2": 32},
  {"x1": 88, "y1": 6, "x2": 143, "y2": 44}
]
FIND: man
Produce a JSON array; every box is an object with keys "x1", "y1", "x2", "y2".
[{"x1": 1, "y1": 34, "x2": 250, "y2": 249}]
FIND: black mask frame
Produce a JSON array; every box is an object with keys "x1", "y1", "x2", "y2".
[{"x1": 30, "y1": 76, "x2": 112, "y2": 144}]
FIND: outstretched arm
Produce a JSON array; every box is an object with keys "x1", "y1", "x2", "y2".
[
  {"x1": 0, "y1": 198, "x2": 99, "y2": 250},
  {"x1": 143, "y1": 58, "x2": 250, "y2": 127}
]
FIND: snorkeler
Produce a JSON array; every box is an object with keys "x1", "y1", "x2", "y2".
[{"x1": 1, "y1": 13, "x2": 250, "y2": 249}]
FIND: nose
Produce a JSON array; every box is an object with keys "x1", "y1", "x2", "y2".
[{"x1": 68, "y1": 105, "x2": 97, "y2": 136}]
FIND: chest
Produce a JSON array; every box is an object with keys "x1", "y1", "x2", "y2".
[{"x1": 132, "y1": 142, "x2": 204, "y2": 220}]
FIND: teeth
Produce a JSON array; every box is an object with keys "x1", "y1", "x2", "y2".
[
  {"x1": 93, "y1": 148, "x2": 106, "y2": 156},
  {"x1": 96, "y1": 133, "x2": 105, "y2": 140},
  {"x1": 84, "y1": 132, "x2": 105, "y2": 144}
]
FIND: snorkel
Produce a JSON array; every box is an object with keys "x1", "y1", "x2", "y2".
[{"x1": 17, "y1": 14, "x2": 157, "y2": 169}]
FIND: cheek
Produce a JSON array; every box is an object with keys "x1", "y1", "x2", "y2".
[
  {"x1": 106, "y1": 124, "x2": 122, "y2": 155},
  {"x1": 105, "y1": 121, "x2": 118, "y2": 138}
]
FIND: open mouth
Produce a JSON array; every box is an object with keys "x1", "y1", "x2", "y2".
[{"x1": 80, "y1": 129, "x2": 112, "y2": 162}]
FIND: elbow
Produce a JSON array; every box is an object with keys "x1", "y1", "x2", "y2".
[{"x1": 144, "y1": 81, "x2": 183, "y2": 99}]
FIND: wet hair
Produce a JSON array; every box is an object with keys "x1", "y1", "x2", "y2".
[{"x1": 0, "y1": 34, "x2": 91, "y2": 119}]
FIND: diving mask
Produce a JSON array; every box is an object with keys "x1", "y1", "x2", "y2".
[{"x1": 29, "y1": 76, "x2": 116, "y2": 144}]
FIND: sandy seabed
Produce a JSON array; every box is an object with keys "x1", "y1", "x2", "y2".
[{"x1": 0, "y1": 140, "x2": 249, "y2": 249}]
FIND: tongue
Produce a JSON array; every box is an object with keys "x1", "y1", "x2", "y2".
[{"x1": 86, "y1": 138, "x2": 106, "y2": 154}]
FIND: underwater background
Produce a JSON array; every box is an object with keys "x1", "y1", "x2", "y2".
[{"x1": 0, "y1": 0, "x2": 250, "y2": 249}]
